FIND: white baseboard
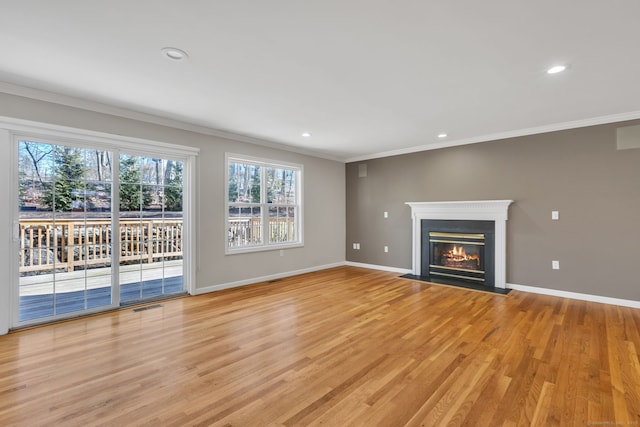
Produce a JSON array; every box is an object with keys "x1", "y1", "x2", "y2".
[
  {"x1": 194, "y1": 263, "x2": 640, "y2": 310},
  {"x1": 193, "y1": 262, "x2": 346, "y2": 295},
  {"x1": 507, "y1": 283, "x2": 640, "y2": 309},
  {"x1": 344, "y1": 261, "x2": 412, "y2": 274}
]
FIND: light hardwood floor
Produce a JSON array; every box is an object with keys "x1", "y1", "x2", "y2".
[{"x1": 1, "y1": 266, "x2": 640, "y2": 426}]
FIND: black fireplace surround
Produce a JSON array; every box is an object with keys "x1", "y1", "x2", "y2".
[{"x1": 421, "y1": 219, "x2": 495, "y2": 287}]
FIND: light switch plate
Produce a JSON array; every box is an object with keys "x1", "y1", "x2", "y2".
[{"x1": 552, "y1": 211, "x2": 559, "y2": 220}]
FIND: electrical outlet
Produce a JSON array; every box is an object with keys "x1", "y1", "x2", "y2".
[
  {"x1": 384, "y1": 211, "x2": 389, "y2": 218},
  {"x1": 552, "y1": 260, "x2": 560, "y2": 270},
  {"x1": 384, "y1": 246, "x2": 389, "y2": 253},
  {"x1": 552, "y1": 211, "x2": 559, "y2": 220},
  {"x1": 353, "y1": 243, "x2": 357, "y2": 250},
  {"x1": 279, "y1": 249, "x2": 284, "y2": 257}
]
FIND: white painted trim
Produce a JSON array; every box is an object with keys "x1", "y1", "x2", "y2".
[
  {"x1": 507, "y1": 283, "x2": 640, "y2": 309},
  {"x1": 193, "y1": 262, "x2": 346, "y2": 295},
  {"x1": 0, "y1": 115, "x2": 200, "y2": 157},
  {"x1": 0, "y1": 82, "x2": 343, "y2": 162},
  {"x1": 345, "y1": 261, "x2": 412, "y2": 274},
  {"x1": 0, "y1": 130, "x2": 12, "y2": 335},
  {"x1": 345, "y1": 110, "x2": 640, "y2": 162},
  {"x1": 406, "y1": 200, "x2": 513, "y2": 289}
]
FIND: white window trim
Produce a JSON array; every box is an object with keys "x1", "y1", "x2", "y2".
[
  {"x1": 0, "y1": 116, "x2": 199, "y2": 332},
  {"x1": 225, "y1": 153, "x2": 304, "y2": 255}
]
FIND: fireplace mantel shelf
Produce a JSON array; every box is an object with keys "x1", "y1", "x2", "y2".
[{"x1": 405, "y1": 200, "x2": 513, "y2": 288}]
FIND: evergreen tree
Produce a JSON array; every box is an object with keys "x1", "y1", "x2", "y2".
[
  {"x1": 164, "y1": 161, "x2": 183, "y2": 211},
  {"x1": 42, "y1": 146, "x2": 86, "y2": 211},
  {"x1": 119, "y1": 156, "x2": 152, "y2": 211}
]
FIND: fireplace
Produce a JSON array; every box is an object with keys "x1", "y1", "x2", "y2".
[
  {"x1": 422, "y1": 220, "x2": 495, "y2": 287},
  {"x1": 406, "y1": 200, "x2": 512, "y2": 289}
]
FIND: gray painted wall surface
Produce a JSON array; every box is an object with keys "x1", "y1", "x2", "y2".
[
  {"x1": 346, "y1": 121, "x2": 640, "y2": 301},
  {"x1": 0, "y1": 93, "x2": 346, "y2": 291}
]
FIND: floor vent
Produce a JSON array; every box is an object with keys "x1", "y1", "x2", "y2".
[{"x1": 132, "y1": 304, "x2": 163, "y2": 312}]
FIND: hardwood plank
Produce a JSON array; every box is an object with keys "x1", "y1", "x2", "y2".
[{"x1": 1, "y1": 266, "x2": 640, "y2": 426}]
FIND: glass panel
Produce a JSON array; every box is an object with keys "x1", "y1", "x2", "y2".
[
  {"x1": 141, "y1": 263, "x2": 162, "y2": 299},
  {"x1": 163, "y1": 256, "x2": 184, "y2": 294},
  {"x1": 286, "y1": 170, "x2": 296, "y2": 204},
  {"x1": 119, "y1": 260, "x2": 142, "y2": 303},
  {"x1": 85, "y1": 150, "x2": 113, "y2": 182},
  {"x1": 87, "y1": 267, "x2": 112, "y2": 309},
  {"x1": 18, "y1": 141, "x2": 54, "y2": 211},
  {"x1": 227, "y1": 205, "x2": 262, "y2": 247},
  {"x1": 228, "y1": 162, "x2": 260, "y2": 203},
  {"x1": 140, "y1": 184, "x2": 157, "y2": 217},
  {"x1": 55, "y1": 267, "x2": 87, "y2": 316},
  {"x1": 268, "y1": 206, "x2": 296, "y2": 243},
  {"x1": 86, "y1": 182, "x2": 111, "y2": 213},
  {"x1": 18, "y1": 140, "x2": 114, "y2": 323},
  {"x1": 140, "y1": 157, "x2": 163, "y2": 185},
  {"x1": 119, "y1": 155, "x2": 140, "y2": 184}
]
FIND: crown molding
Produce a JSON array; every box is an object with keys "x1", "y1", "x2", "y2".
[
  {"x1": 0, "y1": 81, "x2": 344, "y2": 163},
  {"x1": 345, "y1": 110, "x2": 640, "y2": 163}
]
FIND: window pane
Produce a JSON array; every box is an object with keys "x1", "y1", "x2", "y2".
[
  {"x1": 227, "y1": 205, "x2": 262, "y2": 247},
  {"x1": 119, "y1": 155, "x2": 140, "y2": 184},
  {"x1": 284, "y1": 169, "x2": 296, "y2": 204},
  {"x1": 266, "y1": 167, "x2": 297, "y2": 205},
  {"x1": 228, "y1": 162, "x2": 260, "y2": 203},
  {"x1": 268, "y1": 206, "x2": 296, "y2": 243},
  {"x1": 85, "y1": 150, "x2": 113, "y2": 182}
]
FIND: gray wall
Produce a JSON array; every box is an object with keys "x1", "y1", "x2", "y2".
[
  {"x1": 346, "y1": 121, "x2": 640, "y2": 301},
  {"x1": 0, "y1": 92, "x2": 346, "y2": 293}
]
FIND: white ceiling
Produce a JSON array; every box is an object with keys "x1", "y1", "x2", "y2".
[{"x1": 1, "y1": 1, "x2": 640, "y2": 162}]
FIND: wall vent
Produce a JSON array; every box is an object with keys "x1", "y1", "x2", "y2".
[
  {"x1": 132, "y1": 304, "x2": 162, "y2": 312},
  {"x1": 358, "y1": 163, "x2": 367, "y2": 178},
  {"x1": 616, "y1": 124, "x2": 640, "y2": 150}
]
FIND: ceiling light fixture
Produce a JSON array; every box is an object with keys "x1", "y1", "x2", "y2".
[
  {"x1": 437, "y1": 133, "x2": 448, "y2": 138},
  {"x1": 161, "y1": 47, "x2": 189, "y2": 61},
  {"x1": 547, "y1": 65, "x2": 566, "y2": 74},
  {"x1": 302, "y1": 132, "x2": 312, "y2": 137}
]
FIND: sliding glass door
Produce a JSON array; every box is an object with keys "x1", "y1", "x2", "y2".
[{"x1": 17, "y1": 140, "x2": 187, "y2": 324}]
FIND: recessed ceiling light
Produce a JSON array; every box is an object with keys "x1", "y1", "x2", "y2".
[
  {"x1": 437, "y1": 133, "x2": 448, "y2": 138},
  {"x1": 302, "y1": 132, "x2": 312, "y2": 137},
  {"x1": 547, "y1": 65, "x2": 566, "y2": 74},
  {"x1": 161, "y1": 47, "x2": 189, "y2": 61}
]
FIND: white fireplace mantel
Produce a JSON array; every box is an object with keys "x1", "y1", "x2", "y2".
[{"x1": 405, "y1": 200, "x2": 513, "y2": 288}]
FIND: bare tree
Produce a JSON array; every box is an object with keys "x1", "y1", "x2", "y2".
[{"x1": 23, "y1": 142, "x2": 52, "y2": 185}]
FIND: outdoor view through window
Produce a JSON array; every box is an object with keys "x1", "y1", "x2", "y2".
[
  {"x1": 227, "y1": 157, "x2": 300, "y2": 251},
  {"x1": 18, "y1": 140, "x2": 185, "y2": 323}
]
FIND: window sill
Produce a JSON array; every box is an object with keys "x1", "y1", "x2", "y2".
[{"x1": 225, "y1": 242, "x2": 303, "y2": 255}]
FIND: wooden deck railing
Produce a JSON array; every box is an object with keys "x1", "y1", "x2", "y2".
[
  {"x1": 228, "y1": 217, "x2": 296, "y2": 247},
  {"x1": 19, "y1": 218, "x2": 183, "y2": 274},
  {"x1": 21, "y1": 216, "x2": 297, "y2": 273}
]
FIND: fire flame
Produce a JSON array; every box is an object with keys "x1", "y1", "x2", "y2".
[{"x1": 446, "y1": 245, "x2": 480, "y2": 267}]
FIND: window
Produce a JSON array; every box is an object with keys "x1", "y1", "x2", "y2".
[{"x1": 226, "y1": 154, "x2": 302, "y2": 252}]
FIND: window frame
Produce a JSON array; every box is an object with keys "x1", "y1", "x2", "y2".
[{"x1": 225, "y1": 153, "x2": 303, "y2": 254}]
